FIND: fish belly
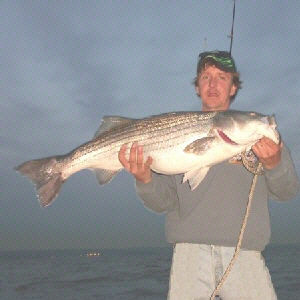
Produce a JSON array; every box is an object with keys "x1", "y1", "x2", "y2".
[
  {"x1": 150, "y1": 143, "x2": 246, "y2": 175},
  {"x1": 150, "y1": 149, "x2": 202, "y2": 174}
]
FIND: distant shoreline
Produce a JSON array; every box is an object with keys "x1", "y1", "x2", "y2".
[{"x1": 1, "y1": 243, "x2": 300, "y2": 254}]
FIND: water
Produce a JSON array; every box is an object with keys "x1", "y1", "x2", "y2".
[{"x1": 0, "y1": 244, "x2": 299, "y2": 300}]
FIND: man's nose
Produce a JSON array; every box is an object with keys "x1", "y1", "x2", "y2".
[{"x1": 209, "y1": 77, "x2": 217, "y2": 87}]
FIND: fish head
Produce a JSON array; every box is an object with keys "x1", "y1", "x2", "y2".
[{"x1": 214, "y1": 110, "x2": 280, "y2": 146}]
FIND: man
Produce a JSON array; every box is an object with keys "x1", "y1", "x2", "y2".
[{"x1": 118, "y1": 51, "x2": 300, "y2": 299}]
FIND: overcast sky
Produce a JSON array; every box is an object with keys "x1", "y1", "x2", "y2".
[{"x1": 1, "y1": 1, "x2": 300, "y2": 250}]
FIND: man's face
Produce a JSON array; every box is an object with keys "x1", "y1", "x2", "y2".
[{"x1": 195, "y1": 65, "x2": 237, "y2": 111}]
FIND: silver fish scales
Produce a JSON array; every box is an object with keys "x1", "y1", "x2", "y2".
[{"x1": 15, "y1": 110, "x2": 279, "y2": 207}]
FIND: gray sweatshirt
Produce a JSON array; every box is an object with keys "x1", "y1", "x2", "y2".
[{"x1": 136, "y1": 145, "x2": 300, "y2": 251}]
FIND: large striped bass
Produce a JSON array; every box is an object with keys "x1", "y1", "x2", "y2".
[{"x1": 15, "y1": 110, "x2": 279, "y2": 207}]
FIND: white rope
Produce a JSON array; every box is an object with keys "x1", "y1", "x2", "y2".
[{"x1": 209, "y1": 162, "x2": 263, "y2": 299}]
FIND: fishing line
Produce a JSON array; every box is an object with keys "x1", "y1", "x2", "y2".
[
  {"x1": 229, "y1": 0, "x2": 236, "y2": 54},
  {"x1": 209, "y1": 2, "x2": 261, "y2": 298},
  {"x1": 210, "y1": 162, "x2": 263, "y2": 299}
]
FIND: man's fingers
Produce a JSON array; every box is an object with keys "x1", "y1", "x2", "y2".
[
  {"x1": 252, "y1": 137, "x2": 282, "y2": 169},
  {"x1": 254, "y1": 137, "x2": 281, "y2": 157},
  {"x1": 118, "y1": 142, "x2": 153, "y2": 182},
  {"x1": 137, "y1": 145, "x2": 144, "y2": 168},
  {"x1": 129, "y1": 142, "x2": 137, "y2": 163},
  {"x1": 253, "y1": 138, "x2": 273, "y2": 155},
  {"x1": 145, "y1": 156, "x2": 153, "y2": 168},
  {"x1": 129, "y1": 142, "x2": 138, "y2": 173},
  {"x1": 118, "y1": 142, "x2": 153, "y2": 180},
  {"x1": 137, "y1": 146, "x2": 153, "y2": 170},
  {"x1": 261, "y1": 138, "x2": 276, "y2": 149},
  {"x1": 118, "y1": 144, "x2": 130, "y2": 169}
]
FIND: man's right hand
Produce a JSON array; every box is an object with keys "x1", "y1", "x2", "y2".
[{"x1": 118, "y1": 142, "x2": 153, "y2": 184}]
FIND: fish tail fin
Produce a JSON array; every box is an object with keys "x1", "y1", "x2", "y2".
[{"x1": 15, "y1": 156, "x2": 65, "y2": 207}]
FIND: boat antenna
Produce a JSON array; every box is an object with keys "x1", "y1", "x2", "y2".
[{"x1": 228, "y1": 0, "x2": 236, "y2": 54}]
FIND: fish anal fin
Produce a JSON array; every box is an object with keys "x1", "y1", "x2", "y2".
[
  {"x1": 183, "y1": 167, "x2": 210, "y2": 190},
  {"x1": 94, "y1": 168, "x2": 121, "y2": 185},
  {"x1": 184, "y1": 137, "x2": 215, "y2": 155}
]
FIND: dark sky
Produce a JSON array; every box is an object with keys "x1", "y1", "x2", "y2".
[{"x1": 1, "y1": 1, "x2": 300, "y2": 250}]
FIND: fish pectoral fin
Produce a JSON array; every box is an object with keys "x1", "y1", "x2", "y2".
[
  {"x1": 93, "y1": 168, "x2": 121, "y2": 185},
  {"x1": 183, "y1": 167, "x2": 210, "y2": 190},
  {"x1": 184, "y1": 137, "x2": 216, "y2": 155}
]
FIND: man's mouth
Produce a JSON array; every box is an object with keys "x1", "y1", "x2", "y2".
[
  {"x1": 208, "y1": 93, "x2": 219, "y2": 97},
  {"x1": 217, "y1": 130, "x2": 238, "y2": 145},
  {"x1": 208, "y1": 90, "x2": 219, "y2": 97}
]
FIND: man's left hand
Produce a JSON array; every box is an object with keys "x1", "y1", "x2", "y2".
[{"x1": 252, "y1": 137, "x2": 282, "y2": 170}]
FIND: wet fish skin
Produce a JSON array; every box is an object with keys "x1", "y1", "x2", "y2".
[{"x1": 15, "y1": 110, "x2": 279, "y2": 207}]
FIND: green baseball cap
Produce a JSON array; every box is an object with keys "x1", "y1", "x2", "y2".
[{"x1": 197, "y1": 50, "x2": 237, "y2": 74}]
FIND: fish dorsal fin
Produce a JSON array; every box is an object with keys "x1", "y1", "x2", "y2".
[
  {"x1": 184, "y1": 137, "x2": 216, "y2": 155},
  {"x1": 183, "y1": 166, "x2": 210, "y2": 190},
  {"x1": 94, "y1": 116, "x2": 135, "y2": 138},
  {"x1": 92, "y1": 168, "x2": 122, "y2": 185}
]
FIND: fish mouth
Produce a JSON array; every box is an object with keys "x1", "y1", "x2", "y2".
[{"x1": 217, "y1": 130, "x2": 238, "y2": 145}]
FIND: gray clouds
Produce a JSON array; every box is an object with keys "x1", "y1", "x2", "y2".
[{"x1": 1, "y1": 1, "x2": 300, "y2": 250}]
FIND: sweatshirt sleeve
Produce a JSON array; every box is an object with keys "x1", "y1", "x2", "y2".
[
  {"x1": 264, "y1": 144, "x2": 300, "y2": 202},
  {"x1": 135, "y1": 171, "x2": 179, "y2": 213}
]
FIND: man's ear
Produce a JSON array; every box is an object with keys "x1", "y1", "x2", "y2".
[
  {"x1": 230, "y1": 84, "x2": 237, "y2": 97},
  {"x1": 195, "y1": 85, "x2": 201, "y2": 97}
]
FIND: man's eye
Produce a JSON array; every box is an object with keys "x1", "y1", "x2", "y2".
[{"x1": 201, "y1": 75, "x2": 209, "y2": 80}]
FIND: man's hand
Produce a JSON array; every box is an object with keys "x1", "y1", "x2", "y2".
[
  {"x1": 118, "y1": 142, "x2": 153, "y2": 183},
  {"x1": 252, "y1": 137, "x2": 282, "y2": 170}
]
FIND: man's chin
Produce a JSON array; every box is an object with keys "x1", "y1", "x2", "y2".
[{"x1": 202, "y1": 101, "x2": 229, "y2": 111}]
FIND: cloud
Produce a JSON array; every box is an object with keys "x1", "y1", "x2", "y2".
[{"x1": 2, "y1": 1, "x2": 300, "y2": 250}]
